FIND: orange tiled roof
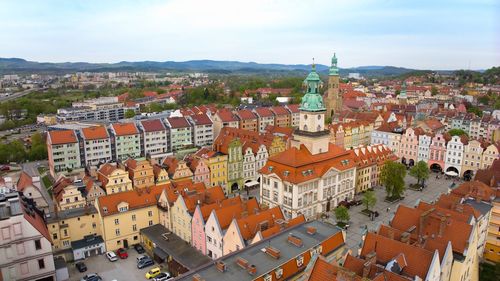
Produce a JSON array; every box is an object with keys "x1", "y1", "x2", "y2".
[
  {"x1": 48, "y1": 130, "x2": 78, "y2": 145},
  {"x1": 260, "y1": 143, "x2": 355, "y2": 184},
  {"x1": 236, "y1": 206, "x2": 284, "y2": 241},
  {"x1": 236, "y1": 109, "x2": 257, "y2": 120},
  {"x1": 16, "y1": 171, "x2": 35, "y2": 192},
  {"x1": 361, "y1": 232, "x2": 434, "y2": 279},
  {"x1": 112, "y1": 122, "x2": 139, "y2": 136},
  {"x1": 97, "y1": 184, "x2": 165, "y2": 216},
  {"x1": 81, "y1": 126, "x2": 109, "y2": 140},
  {"x1": 451, "y1": 180, "x2": 496, "y2": 202}
]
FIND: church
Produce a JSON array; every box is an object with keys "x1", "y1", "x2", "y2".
[{"x1": 259, "y1": 60, "x2": 357, "y2": 219}]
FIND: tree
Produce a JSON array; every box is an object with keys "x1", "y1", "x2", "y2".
[
  {"x1": 448, "y1": 128, "x2": 467, "y2": 137},
  {"x1": 125, "y1": 109, "x2": 136, "y2": 118},
  {"x1": 409, "y1": 160, "x2": 430, "y2": 188},
  {"x1": 380, "y1": 161, "x2": 407, "y2": 200},
  {"x1": 362, "y1": 190, "x2": 377, "y2": 211},
  {"x1": 431, "y1": 86, "x2": 438, "y2": 96},
  {"x1": 334, "y1": 206, "x2": 350, "y2": 224}
]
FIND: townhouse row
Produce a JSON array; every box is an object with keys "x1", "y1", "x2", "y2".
[
  {"x1": 371, "y1": 122, "x2": 500, "y2": 178},
  {"x1": 47, "y1": 114, "x2": 214, "y2": 176}
]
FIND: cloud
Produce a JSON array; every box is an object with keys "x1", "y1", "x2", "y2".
[{"x1": 0, "y1": 0, "x2": 498, "y2": 69}]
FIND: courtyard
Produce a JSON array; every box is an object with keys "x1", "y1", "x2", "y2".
[{"x1": 329, "y1": 172, "x2": 461, "y2": 254}]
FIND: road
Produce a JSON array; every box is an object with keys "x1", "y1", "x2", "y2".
[{"x1": 0, "y1": 87, "x2": 44, "y2": 103}]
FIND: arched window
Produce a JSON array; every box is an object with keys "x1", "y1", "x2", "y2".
[{"x1": 303, "y1": 125, "x2": 308, "y2": 131}]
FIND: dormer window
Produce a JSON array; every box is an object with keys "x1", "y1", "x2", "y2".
[
  {"x1": 103, "y1": 207, "x2": 108, "y2": 214},
  {"x1": 118, "y1": 206, "x2": 128, "y2": 212}
]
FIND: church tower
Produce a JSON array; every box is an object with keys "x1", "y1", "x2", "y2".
[
  {"x1": 324, "y1": 53, "x2": 342, "y2": 120},
  {"x1": 291, "y1": 62, "x2": 330, "y2": 155},
  {"x1": 398, "y1": 80, "x2": 408, "y2": 105}
]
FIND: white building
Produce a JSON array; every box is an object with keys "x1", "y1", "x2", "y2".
[
  {"x1": 80, "y1": 126, "x2": 112, "y2": 167},
  {"x1": 444, "y1": 135, "x2": 467, "y2": 176},
  {"x1": 370, "y1": 122, "x2": 404, "y2": 155},
  {"x1": 0, "y1": 191, "x2": 56, "y2": 281},
  {"x1": 187, "y1": 113, "x2": 214, "y2": 147},
  {"x1": 417, "y1": 133, "x2": 433, "y2": 162},
  {"x1": 139, "y1": 119, "x2": 170, "y2": 159}
]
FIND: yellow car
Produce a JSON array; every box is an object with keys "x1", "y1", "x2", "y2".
[{"x1": 145, "y1": 267, "x2": 161, "y2": 279}]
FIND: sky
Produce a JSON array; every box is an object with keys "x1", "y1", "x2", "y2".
[{"x1": 0, "y1": 0, "x2": 498, "y2": 69}]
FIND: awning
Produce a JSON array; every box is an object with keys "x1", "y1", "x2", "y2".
[
  {"x1": 245, "y1": 180, "x2": 259, "y2": 187},
  {"x1": 445, "y1": 171, "x2": 458, "y2": 176},
  {"x1": 153, "y1": 247, "x2": 168, "y2": 260}
]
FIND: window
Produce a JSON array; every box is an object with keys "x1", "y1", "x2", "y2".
[
  {"x1": 115, "y1": 229, "x2": 120, "y2": 236},
  {"x1": 34, "y1": 239, "x2": 42, "y2": 250},
  {"x1": 149, "y1": 220, "x2": 153, "y2": 226},
  {"x1": 62, "y1": 240, "x2": 70, "y2": 247},
  {"x1": 133, "y1": 224, "x2": 137, "y2": 231},
  {"x1": 132, "y1": 214, "x2": 136, "y2": 221},
  {"x1": 38, "y1": 258, "x2": 45, "y2": 269},
  {"x1": 275, "y1": 268, "x2": 283, "y2": 279},
  {"x1": 114, "y1": 219, "x2": 119, "y2": 225},
  {"x1": 148, "y1": 211, "x2": 153, "y2": 217},
  {"x1": 53, "y1": 233, "x2": 58, "y2": 240},
  {"x1": 20, "y1": 262, "x2": 29, "y2": 275},
  {"x1": 16, "y1": 243, "x2": 25, "y2": 255}
]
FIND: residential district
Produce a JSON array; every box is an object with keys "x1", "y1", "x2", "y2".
[{"x1": 0, "y1": 55, "x2": 499, "y2": 281}]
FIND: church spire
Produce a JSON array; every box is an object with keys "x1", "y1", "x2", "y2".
[
  {"x1": 300, "y1": 63, "x2": 325, "y2": 112},
  {"x1": 329, "y1": 53, "x2": 339, "y2": 76}
]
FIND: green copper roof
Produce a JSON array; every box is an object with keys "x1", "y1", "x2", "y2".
[
  {"x1": 300, "y1": 63, "x2": 326, "y2": 112},
  {"x1": 400, "y1": 80, "x2": 407, "y2": 98},
  {"x1": 329, "y1": 53, "x2": 339, "y2": 76}
]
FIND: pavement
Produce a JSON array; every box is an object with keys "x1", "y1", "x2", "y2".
[
  {"x1": 68, "y1": 249, "x2": 167, "y2": 281},
  {"x1": 327, "y1": 172, "x2": 460, "y2": 255}
]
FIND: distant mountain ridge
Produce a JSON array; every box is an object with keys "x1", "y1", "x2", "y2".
[{"x1": 0, "y1": 57, "x2": 435, "y2": 76}]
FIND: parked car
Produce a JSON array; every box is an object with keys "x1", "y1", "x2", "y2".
[
  {"x1": 116, "y1": 248, "x2": 128, "y2": 259},
  {"x1": 338, "y1": 200, "x2": 350, "y2": 209},
  {"x1": 80, "y1": 273, "x2": 102, "y2": 281},
  {"x1": 153, "y1": 272, "x2": 171, "y2": 281},
  {"x1": 137, "y1": 255, "x2": 150, "y2": 263},
  {"x1": 75, "y1": 261, "x2": 87, "y2": 272},
  {"x1": 349, "y1": 199, "x2": 362, "y2": 206},
  {"x1": 155, "y1": 276, "x2": 173, "y2": 281},
  {"x1": 145, "y1": 267, "x2": 162, "y2": 279},
  {"x1": 106, "y1": 251, "x2": 118, "y2": 262},
  {"x1": 0, "y1": 165, "x2": 10, "y2": 171},
  {"x1": 138, "y1": 257, "x2": 154, "y2": 269},
  {"x1": 134, "y1": 243, "x2": 145, "y2": 254}
]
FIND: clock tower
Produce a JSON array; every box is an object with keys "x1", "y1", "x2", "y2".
[{"x1": 291, "y1": 62, "x2": 330, "y2": 155}]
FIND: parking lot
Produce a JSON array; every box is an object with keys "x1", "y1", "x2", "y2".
[
  {"x1": 68, "y1": 249, "x2": 168, "y2": 281},
  {"x1": 327, "y1": 173, "x2": 459, "y2": 254}
]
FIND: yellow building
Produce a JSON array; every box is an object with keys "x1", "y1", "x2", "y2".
[
  {"x1": 195, "y1": 148, "x2": 228, "y2": 188},
  {"x1": 123, "y1": 158, "x2": 155, "y2": 189},
  {"x1": 481, "y1": 144, "x2": 499, "y2": 169},
  {"x1": 268, "y1": 135, "x2": 287, "y2": 157},
  {"x1": 97, "y1": 163, "x2": 133, "y2": 194},
  {"x1": 47, "y1": 206, "x2": 102, "y2": 260},
  {"x1": 153, "y1": 164, "x2": 170, "y2": 185},
  {"x1": 53, "y1": 176, "x2": 87, "y2": 211},
  {"x1": 462, "y1": 140, "x2": 485, "y2": 179},
  {"x1": 485, "y1": 199, "x2": 500, "y2": 262},
  {"x1": 96, "y1": 185, "x2": 163, "y2": 251}
]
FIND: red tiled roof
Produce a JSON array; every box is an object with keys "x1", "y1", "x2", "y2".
[
  {"x1": 189, "y1": 113, "x2": 213, "y2": 125},
  {"x1": 140, "y1": 119, "x2": 166, "y2": 132},
  {"x1": 236, "y1": 109, "x2": 257, "y2": 120},
  {"x1": 254, "y1": 107, "x2": 274, "y2": 118},
  {"x1": 286, "y1": 104, "x2": 300, "y2": 113},
  {"x1": 48, "y1": 130, "x2": 78, "y2": 145},
  {"x1": 23, "y1": 206, "x2": 51, "y2": 242},
  {"x1": 81, "y1": 126, "x2": 109, "y2": 140},
  {"x1": 167, "y1": 116, "x2": 190, "y2": 128},
  {"x1": 97, "y1": 185, "x2": 165, "y2": 216},
  {"x1": 270, "y1": 106, "x2": 289, "y2": 116},
  {"x1": 112, "y1": 122, "x2": 139, "y2": 136},
  {"x1": 217, "y1": 109, "x2": 239, "y2": 122},
  {"x1": 16, "y1": 171, "x2": 35, "y2": 192}
]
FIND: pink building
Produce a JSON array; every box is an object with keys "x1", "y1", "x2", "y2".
[
  {"x1": 189, "y1": 158, "x2": 210, "y2": 187},
  {"x1": 191, "y1": 196, "x2": 245, "y2": 255},
  {"x1": 399, "y1": 127, "x2": 424, "y2": 166},
  {"x1": 428, "y1": 133, "x2": 451, "y2": 172}
]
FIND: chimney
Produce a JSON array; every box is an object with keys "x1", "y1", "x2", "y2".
[
  {"x1": 400, "y1": 232, "x2": 410, "y2": 244},
  {"x1": 438, "y1": 215, "x2": 447, "y2": 237},
  {"x1": 236, "y1": 257, "x2": 249, "y2": 269},
  {"x1": 419, "y1": 208, "x2": 434, "y2": 236},
  {"x1": 215, "y1": 261, "x2": 226, "y2": 272},
  {"x1": 193, "y1": 274, "x2": 205, "y2": 281},
  {"x1": 287, "y1": 234, "x2": 303, "y2": 247},
  {"x1": 387, "y1": 228, "x2": 394, "y2": 240},
  {"x1": 362, "y1": 261, "x2": 371, "y2": 278},
  {"x1": 247, "y1": 264, "x2": 257, "y2": 275},
  {"x1": 265, "y1": 246, "x2": 281, "y2": 259},
  {"x1": 306, "y1": 227, "x2": 317, "y2": 235}
]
